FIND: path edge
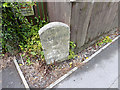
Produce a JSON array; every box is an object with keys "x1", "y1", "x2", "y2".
[{"x1": 13, "y1": 57, "x2": 30, "y2": 90}]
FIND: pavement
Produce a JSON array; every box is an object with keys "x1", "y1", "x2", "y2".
[
  {"x1": 0, "y1": 38, "x2": 119, "y2": 89},
  {"x1": 54, "y1": 39, "x2": 119, "y2": 88},
  {"x1": 1, "y1": 62, "x2": 25, "y2": 89}
]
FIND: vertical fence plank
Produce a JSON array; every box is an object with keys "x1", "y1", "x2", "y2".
[
  {"x1": 85, "y1": 2, "x2": 105, "y2": 43},
  {"x1": 47, "y1": 2, "x2": 71, "y2": 26},
  {"x1": 38, "y1": 2, "x2": 44, "y2": 20},
  {"x1": 47, "y1": 2, "x2": 56, "y2": 22},
  {"x1": 43, "y1": 2, "x2": 48, "y2": 21},
  {"x1": 36, "y1": 2, "x2": 41, "y2": 17},
  {"x1": 106, "y1": 2, "x2": 118, "y2": 31},
  {"x1": 70, "y1": 2, "x2": 92, "y2": 48}
]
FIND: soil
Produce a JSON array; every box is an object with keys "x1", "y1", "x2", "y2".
[
  {"x1": 1, "y1": 29, "x2": 119, "y2": 88},
  {"x1": 0, "y1": 54, "x2": 14, "y2": 70}
]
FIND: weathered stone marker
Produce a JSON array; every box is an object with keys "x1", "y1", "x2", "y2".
[{"x1": 39, "y1": 22, "x2": 70, "y2": 64}]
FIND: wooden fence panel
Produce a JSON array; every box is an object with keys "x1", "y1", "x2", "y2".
[
  {"x1": 47, "y1": 2, "x2": 118, "y2": 52},
  {"x1": 85, "y1": 2, "x2": 118, "y2": 43},
  {"x1": 85, "y1": 2, "x2": 107, "y2": 43}
]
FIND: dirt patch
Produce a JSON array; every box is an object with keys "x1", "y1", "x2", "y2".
[{"x1": 0, "y1": 54, "x2": 14, "y2": 70}]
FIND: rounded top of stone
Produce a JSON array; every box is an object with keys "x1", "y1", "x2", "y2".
[{"x1": 38, "y1": 22, "x2": 70, "y2": 35}]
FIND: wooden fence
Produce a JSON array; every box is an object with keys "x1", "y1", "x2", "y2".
[
  {"x1": 26, "y1": 2, "x2": 48, "y2": 23},
  {"x1": 47, "y1": 2, "x2": 118, "y2": 51},
  {"x1": 27, "y1": 2, "x2": 118, "y2": 52}
]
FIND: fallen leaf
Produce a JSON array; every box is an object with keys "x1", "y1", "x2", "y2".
[
  {"x1": 86, "y1": 57, "x2": 88, "y2": 59},
  {"x1": 19, "y1": 64, "x2": 22, "y2": 66}
]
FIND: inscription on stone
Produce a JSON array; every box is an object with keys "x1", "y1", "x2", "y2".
[{"x1": 39, "y1": 22, "x2": 70, "y2": 64}]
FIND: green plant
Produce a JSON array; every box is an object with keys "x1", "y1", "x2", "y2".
[
  {"x1": 2, "y1": 2, "x2": 47, "y2": 53},
  {"x1": 0, "y1": 54, "x2": 5, "y2": 57},
  {"x1": 26, "y1": 57, "x2": 32, "y2": 65},
  {"x1": 19, "y1": 22, "x2": 47, "y2": 60},
  {"x1": 96, "y1": 36, "x2": 112, "y2": 47},
  {"x1": 2, "y1": 2, "x2": 48, "y2": 65},
  {"x1": 2, "y1": 2, "x2": 34, "y2": 53},
  {"x1": 68, "y1": 41, "x2": 77, "y2": 59}
]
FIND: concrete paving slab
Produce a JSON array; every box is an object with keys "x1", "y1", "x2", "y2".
[
  {"x1": 55, "y1": 39, "x2": 119, "y2": 88},
  {"x1": 110, "y1": 75, "x2": 119, "y2": 88},
  {"x1": 0, "y1": 70, "x2": 2, "y2": 90},
  {"x1": 2, "y1": 62, "x2": 25, "y2": 88}
]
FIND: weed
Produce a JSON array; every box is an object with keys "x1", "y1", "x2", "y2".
[
  {"x1": 68, "y1": 41, "x2": 77, "y2": 59},
  {"x1": 96, "y1": 36, "x2": 112, "y2": 47}
]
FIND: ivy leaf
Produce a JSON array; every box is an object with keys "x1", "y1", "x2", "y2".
[
  {"x1": 27, "y1": 58, "x2": 31, "y2": 64},
  {"x1": 30, "y1": 52, "x2": 36, "y2": 55},
  {"x1": 0, "y1": 54, "x2": 4, "y2": 57},
  {"x1": 21, "y1": 54, "x2": 25, "y2": 57},
  {"x1": 3, "y1": 3, "x2": 8, "y2": 7},
  {"x1": 40, "y1": 51, "x2": 44, "y2": 56}
]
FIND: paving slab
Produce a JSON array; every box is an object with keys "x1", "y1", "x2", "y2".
[
  {"x1": 55, "y1": 39, "x2": 119, "y2": 88},
  {"x1": 110, "y1": 75, "x2": 120, "y2": 88},
  {"x1": 2, "y1": 62, "x2": 25, "y2": 89},
  {"x1": 0, "y1": 70, "x2": 2, "y2": 90}
]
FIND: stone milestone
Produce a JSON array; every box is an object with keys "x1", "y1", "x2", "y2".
[{"x1": 39, "y1": 22, "x2": 70, "y2": 64}]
